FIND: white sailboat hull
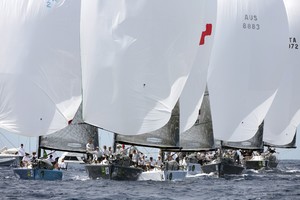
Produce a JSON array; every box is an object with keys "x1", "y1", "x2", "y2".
[
  {"x1": 186, "y1": 163, "x2": 202, "y2": 176},
  {"x1": 0, "y1": 157, "x2": 17, "y2": 167},
  {"x1": 138, "y1": 163, "x2": 201, "y2": 181},
  {"x1": 138, "y1": 169, "x2": 187, "y2": 181},
  {"x1": 0, "y1": 154, "x2": 22, "y2": 167}
]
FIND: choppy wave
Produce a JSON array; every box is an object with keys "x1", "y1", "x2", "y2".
[{"x1": 1, "y1": 160, "x2": 300, "y2": 200}]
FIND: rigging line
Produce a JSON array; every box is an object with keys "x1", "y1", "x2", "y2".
[
  {"x1": 138, "y1": 146, "x2": 159, "y2": 157},
  {"x1": 0, "y1": 131, "x2": 16, "y2": 148}
]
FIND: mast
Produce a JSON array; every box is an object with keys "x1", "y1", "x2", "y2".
[
  {"x1": 113, "y1": 133, "x2": 117, "y2": 153},
  {"x1": 37, "y1": 136, "x2": 42, "y2": 158}
]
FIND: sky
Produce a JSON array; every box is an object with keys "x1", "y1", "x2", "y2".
[{"x1": 0, "y1": 128, "x2": 299, "y2": 160}]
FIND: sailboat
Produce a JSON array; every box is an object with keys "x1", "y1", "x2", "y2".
[
  {"x1": 114, "y1": 85, "x2": 213, "y2": 181},
  {"x1": 99, "y1": 0, "x2": 217, "y2": 181},
  {"x1": 81, "y1": 1, "x2": 206, "y2": 180},
  {"x1": 205, "y1": 0, "x2": 289, "y2": 175},
  {"x1": 175, "y1": 0, "x2": 217, "y2": 178},
  {"x1": 114, "y1": 102, "x2": 188, "y2": 181},
  {"x1": 13, "y1": 104, "x2": 98, "y2": 180},
  {"x1": 189, "y1": 89, "x2": 245, "y2": 176},
  {"x1": 221, "y1": 122, "x2": 268, "y2": 170},
  {"x1": 264, "y1": 135, "x2": 296, "y2": 169},
  {"x1": 178, "y1": 88, "x2": 216, "y2": 177},
  {"x1": 263, "y1": 0, "x2": 300, "y2": 169}
]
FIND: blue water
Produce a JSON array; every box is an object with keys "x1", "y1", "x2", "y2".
[{"x1": 1, "y1": 160, "x2": 300, "y2": 200}]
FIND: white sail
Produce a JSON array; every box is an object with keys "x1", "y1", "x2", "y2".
[
  {"x1": 263, "y1": 0, "x2": 300, "y2": 146},
  {"x1": 81, "y1": 0, "x2": 204, "y2": 135},
  {"x1": 207, "y1": 0, "x2": 289, "y2": 141},
  {"x1": 180, "y1": 0, "x2": 217, "y2": 133},
  {"x1": 0, "y1": 0, "x2": 82, "y2": 136},
  {"x1": 230, "y1": 90, "x2": 277, "y2": 141}
]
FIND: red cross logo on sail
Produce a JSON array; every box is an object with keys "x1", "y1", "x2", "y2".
[{"x1": 199, "y1": 24, "x2": 212, "y2": 45}]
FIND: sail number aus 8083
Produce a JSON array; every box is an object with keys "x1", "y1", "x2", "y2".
[{"x1": 243, "y1": 23, "x2": 260, "y2": 30}]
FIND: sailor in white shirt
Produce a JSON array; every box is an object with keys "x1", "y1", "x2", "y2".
[
  {"x1": 102, "y1": 145, "x2": 109, "y2": 157},
  {"x1": 58, "y1": 159, "x2": 67, "y2": 170},
  {"x1": 116, "y1": 144, "x2": 125, "y2": 155},
  {"x1": 22, "y1": 153, "x2": 31, "y2": 168},
  {"x1": 18, "y1": 144, "x2": 26, "y2": 157},
  {"x1": 100, "y1": 155, "x2": 109, "y2": 165},
  {"x1": 149, "y1": 157, "x2": 156, "y2": 169},
  {"x1": 108, "y1": 146, "x2": 113, "y2": 157},
  {"x1": 47, "y1": 154, "x2": 55, "y2": 163},
  {"x1": 86, "y1": 139, "x2": 95, "y2": 161},
  {"x1": 93, "y1": 147, "x2": 102, "y2": 162},
  {"x1": 131, "y1": 149, "x2": 139, "y2": 166},
  {"x1": 138, "y1": 155, "x2": 146, "y2": 166},
  {"x1": 156, "y1": 155, "x2": 163, "y2": 168}
]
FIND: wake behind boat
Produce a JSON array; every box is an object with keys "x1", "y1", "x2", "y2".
[
  {"x1": 138, "y1": 158, "x2": 201, "y2": 181},
  {"x1": 138, "y1": 169, "x2": 186, "y2": 181}
]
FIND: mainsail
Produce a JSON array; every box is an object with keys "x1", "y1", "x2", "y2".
[
  {"x1": 80, "y1": 0, "x2": 206, "y2": 135},
  {"x1": 0, "y1": 0, "x2": 82, "y2": 136},
  {"x1": 263, "y1": 0, "x2": 300, "y2": 147},
  {"x1": 264, "y1": 133, "x2": 297, "y2": 149},
  {"x1": 116, "y1": 88, "x2": 216, "y2": 152},
  {"x1": 179, "y1": 89, "x2": 215, "y2": 151},
  {"x1": 208, "y1": 0, "x2": 289, "y2": 142},
  {"x1": 222, "y1": 122, "x2": 264, "y2": 150},
  {"x1": 115, "y1": 102, "x2": 179, "y2": 149},
  {"x1": 39, "y1": 104, "x2": 99, "y2": 153}
]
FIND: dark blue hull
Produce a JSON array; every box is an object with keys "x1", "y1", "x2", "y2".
[
  {"x1": 85, "y1": 164, "x2": 143, "y2": 181},
  {"x1": 202, "y1": 162, "x2": 245, "y2": 177},
  {"x1": 13, "y1": 168, "x2": 63, "y2": 180}
]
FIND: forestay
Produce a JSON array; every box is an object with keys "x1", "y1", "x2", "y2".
[
  {"x1": 80, "y1": 0, "x2": 204, "y2": 135},
  {"x1": 263, "y1": 0, "x2": 300, "y2": 147},
  {"x1": 208, "y1": 0, "x2": 289, "y2": 141},
  {"x1": 0, "y1": 0, "x2": 82, "y2": 136}
]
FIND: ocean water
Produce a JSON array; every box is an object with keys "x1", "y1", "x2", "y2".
[{"x1": 1, "y1": 160, "x2": 300, "y2": 200}]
